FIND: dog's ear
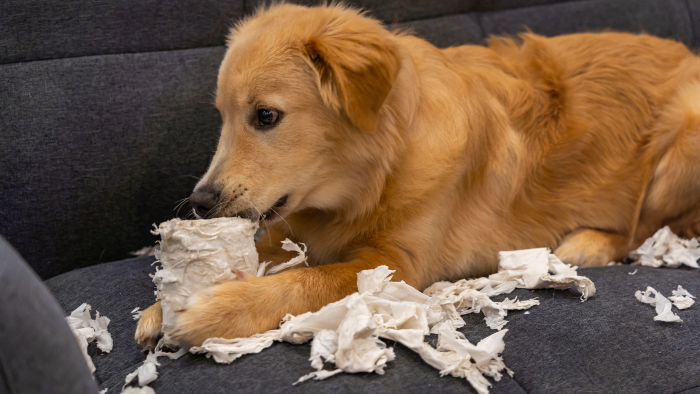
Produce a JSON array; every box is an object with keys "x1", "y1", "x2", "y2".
[{"x1": 303, "y1": 19, "x2": 401, "y2": 131}]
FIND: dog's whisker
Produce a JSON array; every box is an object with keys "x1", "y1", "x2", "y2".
[
  {"x1": 174, "y1": 197, "x2": 190, "y2": 217},
  {"x1": 249, "y1": 194, "x2": 294, "y2": 239},
  {"x1": 245, "y1": 196, "x2": 274, "y2": 247},
  {"x1": 203, "y1": 200, "x2": 223, "y2": 219}
]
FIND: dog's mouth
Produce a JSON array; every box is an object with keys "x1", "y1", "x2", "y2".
[{"x1": 259, "y1": 194, "x2": 288, "y2": 221}]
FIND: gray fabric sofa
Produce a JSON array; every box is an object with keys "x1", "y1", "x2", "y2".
[{"x1": 2, "y1": 0, "x2": 700, "y2": 393}]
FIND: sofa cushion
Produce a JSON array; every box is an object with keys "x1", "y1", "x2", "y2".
[
  {"x1": 0, "y1": 47, "x2": 225, "y2": 279},
  {"x1": 46, "y1": 259, "x2": 700, "y2": 393},
  {"x1": 3, "y1": 0, "x2": 700, "y2": 280}
]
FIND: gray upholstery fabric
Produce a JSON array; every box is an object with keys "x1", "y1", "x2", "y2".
[
  {"x1": 45, "y1": 259, "x2": 700, "y2": 393},
  {"x1": 2, "y1": 0, "x2": 700, "y2": 279},
  {"x1": 0, "y1": 47, "x2": 224, "y2": 279},
  {"x1": 479, "y1": 0, "x2": 696, "y2": 47},
  {"x1": 0, "y1": 0, "x2": 244, "y2": 64},
  {"x1": 0, "y1": 236, "x2": 98, "y2": 394}
]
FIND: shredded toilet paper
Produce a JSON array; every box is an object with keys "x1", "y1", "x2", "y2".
[
  {"x1": 131, "y1": 307, "x2": 143, "y2": 321},
  {"x1": 635, "y1": 286, "x2": 683, "y2": 322},
  {"x1": 629, "y1": 226, "x2": 700, "y2": 268},
  {"x1": 131, "y1": 218, "x2": 595, "y2": 394},
  {"x1": 149, "y1": 218, "x2": 307, "y2": 345},
  {"x1": 65, "y1": 303, "x2": 113, "y2": 373},
  {"x1": 189, "y1": 247, "x2": 594, "y2": 394},
  {"x1": 669, "y1": 285, "x2": 696, "y2": 310},
  {"x1": 123, "y1": 338, "x2": 187, "y2": 391},
  {"x1": 126, "y1": 218, "x2": 308, "y2": 392}
]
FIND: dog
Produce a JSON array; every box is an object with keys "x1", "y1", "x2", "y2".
[{"x1": 136, "y1": 3, "x2": 700, "y2": 347}]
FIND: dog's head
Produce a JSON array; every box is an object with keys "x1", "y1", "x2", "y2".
[{"x1": 189, "y1": 4, "x2": 403, "y2": 224}]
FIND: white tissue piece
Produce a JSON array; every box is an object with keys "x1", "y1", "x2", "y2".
[
  {"x1": 190, "y1": 330, "x2": 282, "y2": 363},
  {"x1": 264, "y1": 239, "x2": 309, "y2": 275},
  {"x1": 121, "y1": 387, "x2": 155, "y2": 394},
  {"x1": 635, "y1": 287, "x2": 682, "y2": 322},
  {"x1": 151, "y1": 218, "x2": 261, "y2": 345},
  {"x1": 669, "y1": 285, "x2": 695, "y2": 310},
  {"x1": 629, "y1": 226, "x2": 700, "y2": 268},
  {"x1": 150, "y1": 218, "x2": 310, "y2": 346},
  {"x1": 131, "y1": 246, "x2": 157, "y2": 257},
  {"x1": 131, "y1": 307, "x2": 143, "y2": 321},
  {"x1": 65, "y1": 303, "x2": 113, "y2": 373},
  {"x1": 123, "y1": 338, "x2": 187, "y2": 391}
]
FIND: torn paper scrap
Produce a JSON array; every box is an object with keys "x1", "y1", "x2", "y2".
[
  {"x1": 635, "y1": 287, "x2": 682, "y2": 322},
  {"x1": 629, "y1": 226, "x2": 700, "y2": 268},
  {"x1": 190, "y1": 330, "x2": 282, "y2": 364},
  {"x1": 124, "y1": 338, "x2": 187, "y2": 390},
  {"x1": 131, "y1": 307, "x2": 143, "y2": 321},
  {"x1": 130, "y1": 246, "x2": 157, "y2": 257},
  {"x1": 294, "y1": 369, "x2": 343, "y2": 385},
  {"x1": 669, "y1": 285, "x2": 695, "y2": 310},
  {"x1": 149, "y1": 218, "x2": 309, "y2": 346},
  {"x1": 150, "y1": 218, "x2": 594, "y2": 393},
  {"x1": 65, "y1": 303, "x2": 113, "y2": 373},
  {"x1": 151, "y1": 217, "x2": 260, "y2": 345},
  {"x1": 191, "y1": 263, "x2": 593, "y2": 394},
  {"x1": 264, "y1": 239, "x2": 309, "y2": 275},
  {"x1": 121, "y1": 387, "x2": 155, "y2": 394}
]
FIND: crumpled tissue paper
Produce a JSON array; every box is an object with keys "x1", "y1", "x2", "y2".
[
  {"x1": 668, "y1": 285, "x2": 695, "y2": 310},
  {"x1": 629, "y1": 226, "x2": 700, "y2": 268},
  {"x1": 635, "y1": 285, "x2": 695, "y2": 322},
  {"x1": 150, "y1": 217, "x2": 307, "y2": 345},
  {"x1": 125, "y1": 218, "x2": 308, "y2": 392},
  {"x1": 189, "y1": 247, "x2": 595, "y2": 394},
  {"x1": 65, "y1": 303, "x2": 113, "y2": 373}
]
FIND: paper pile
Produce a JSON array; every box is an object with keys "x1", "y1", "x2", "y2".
[
  {"x1": 150, "y1": 218, "x2": 309, "y2": 345},
  {"x1": 125, "y1": 218, "x2": 308, "y2": 393},
  {"x1": 65, "y1": 303, "x2": 113, "y2": 373},
  {"x1": 635, "y1": 285, "x2": 695, "y2": 322},
  {"x1": 190, "y1": 248, "x2": 595, "y2": 394},
  {"x1": 151, "y1": 218, "x2": 260, "y2": 345},
  {"x1": 629, "y1": 226, "x2": 700, "y2": 268}
]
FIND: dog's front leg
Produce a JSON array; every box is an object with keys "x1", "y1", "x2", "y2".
[{"x1": 170, "y1": 250, "x2": 409, "y2": 346}]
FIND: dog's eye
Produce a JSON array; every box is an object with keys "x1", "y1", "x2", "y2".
[{"x1": 256, "y1": 108, "x2": 279, "y2": 128}]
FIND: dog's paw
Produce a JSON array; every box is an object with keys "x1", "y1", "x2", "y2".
[
  {"x1": 135, "y1": 301, "x2": 163, "y2": 350},
  {"x1": 555, "y1": 229, "x2": 628, "y2": 267},
  {"x1": 170, "y1": 278, "x2": 280, "y2": 347}
]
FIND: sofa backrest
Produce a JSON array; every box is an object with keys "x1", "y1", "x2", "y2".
[{"x1": 2, "y1": 0, "x2": 699, "y2": 279}]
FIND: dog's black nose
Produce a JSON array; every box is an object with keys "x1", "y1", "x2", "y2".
[{"x1": 189, "y1": 189, "x2": 219, "y2": 218}]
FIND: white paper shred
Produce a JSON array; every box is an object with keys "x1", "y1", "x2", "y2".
[
  {"x1": 129, "y1": 218, "x2": 309, "y2": 389},
  {"x1": 131, "y1": 246, "x2": 157, "y2": 257},
  {"x1": 123, "y1": 338, "x2": 187, "y2": 392},
  {"x1": 629, "y1": 226, "x2": 700, "y2": 268},
  {"x1": 264, "y1": 240, "x2": 309, "y2": 275},
  {"x1": 668, "y1": 285, "x2": 696, "y2": 310},
  {"x1": 141, "y1": 218, "x2": 595, "y2": 394},
  {"x1": 190, "y1": 248, "x2": 594, "y2": 394},
  {"x1": 121, "y1": 387, "x2": 155, "y2": 394},
  {"x1": 65, "y1": 303, "x2": 113, "y2": 373},
  {"x1": 635, "y1": 286, "x2": 682, "y2": 322},
  {"x1": 150, "y1": 218, "x2": 310, "y2": 346},
  {"x1": 131, "y1": 307, "x2": 143, "y2": 321},
  {"x1": 150, "y1": 218, "x2": 261, "y2": 345}
]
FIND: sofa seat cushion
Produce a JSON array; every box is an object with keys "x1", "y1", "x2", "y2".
[{"x1": 45, "y1": 257, "x2": 700, "y2": 393}]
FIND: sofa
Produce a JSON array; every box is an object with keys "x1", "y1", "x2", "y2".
[{"x1": 2, "y1": 0, "x2": 700, "y2": 393}]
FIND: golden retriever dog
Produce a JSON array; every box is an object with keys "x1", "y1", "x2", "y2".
[{"x1": 136, "y1": 3, "x2": 700, "y2": 346}]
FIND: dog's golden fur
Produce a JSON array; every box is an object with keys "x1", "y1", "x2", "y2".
[{"x1": 136, "y1": 3, "x2": 700, "y2": 346}]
